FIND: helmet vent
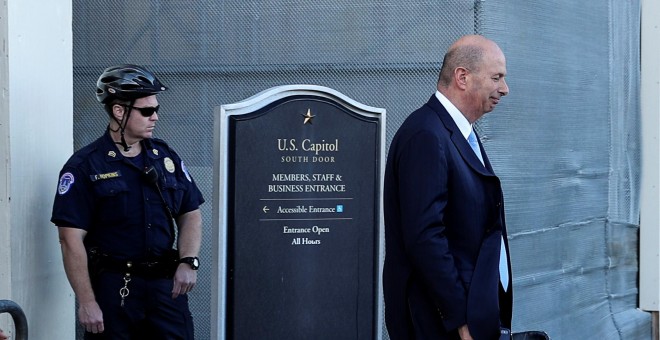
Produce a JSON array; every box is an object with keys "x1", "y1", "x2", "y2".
[
  {"x1": 100, "y1": 76, "x2": 120, "y2": 83},
  {"x1": 136, "y1": 76, "x2": 151, "y2": 84},
  {"x1": 122, "y1": 83, "x2": 140, "y2": 89}
]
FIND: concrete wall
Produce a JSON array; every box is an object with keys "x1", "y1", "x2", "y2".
[{"x1": 0, "y1": 0, "x2": 74, "y2": 338}]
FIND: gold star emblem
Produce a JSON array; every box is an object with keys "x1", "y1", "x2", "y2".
[{"x1": 302, "y1": 109, "x2": 315, "y2": 125}]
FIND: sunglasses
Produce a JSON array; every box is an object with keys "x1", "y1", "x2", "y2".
[{"x1": 125, "y1": 105, "x2": 160, "y2": 117}]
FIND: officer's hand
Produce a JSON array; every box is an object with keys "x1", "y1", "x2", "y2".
[
  {"x1": 458, "y1": 324, "x2": 473, "y2": 340},
  {"x1": 78, "y1": 300, "x2": 104, "y2": 334},
  {"x1": 172, "y1": 263, "x2": 197, "y2": 299}
]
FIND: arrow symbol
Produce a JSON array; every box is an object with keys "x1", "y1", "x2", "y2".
[{"x1": 263, "y1": 206, "x2": 270, "y2": 213}]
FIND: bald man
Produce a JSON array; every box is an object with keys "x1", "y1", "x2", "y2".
[{"x1": 383, "y1": 35, "x2": 512, "y2": 340}]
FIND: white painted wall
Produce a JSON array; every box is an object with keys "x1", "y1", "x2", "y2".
[
  {"x1": 0, "y1": 0, "x2": 12, "y2": 334},
  {"x1": 1, "y1": 0, "x2": 74, "y2": 338},
  {"x1": 640, "y1": 0, "x2": 660, "y2": 320}
]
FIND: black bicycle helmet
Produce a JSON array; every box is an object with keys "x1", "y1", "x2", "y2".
[{"x1": 96, "y1": 64, "x2": 167, "y2": 104}]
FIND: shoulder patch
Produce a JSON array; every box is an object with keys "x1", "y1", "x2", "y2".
[
  {"x1": 58, "y1": 172, "x2": 75, "y2": 195},
  {"x1": 181, "y1": 161, "x2": 192, "y2": 182}
]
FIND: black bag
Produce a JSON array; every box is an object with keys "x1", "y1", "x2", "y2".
[{"x1": 512, "y1": 331, "x2": 550, "y2": 340}]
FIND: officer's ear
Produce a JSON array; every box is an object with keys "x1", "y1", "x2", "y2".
[{"x1": 111, "y1": 104, "x2": 127, "y2": 121}]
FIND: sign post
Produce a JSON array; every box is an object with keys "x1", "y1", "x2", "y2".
[{"x1": 212, "y1": 85, "x2": 385, "y2": 339}]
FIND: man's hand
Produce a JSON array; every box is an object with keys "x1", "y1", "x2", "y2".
[
  {"x1": 172, "y1": 263, "x2": 197, "y2": 299},
  {"x1": 59, "y1": 227, "x2": 103, "y2": 333},
  {"x1": 78, "y1": 300, "x2": 104, "y2": 334},
  {"x1": 173, "y1": 209, "x2": 201, "y2": 299},
  {"x1": 458, "y1": 324, "x2": 473, "y2": 340},
  {"x1": 0, "y1": 327, "x2": 9, "y2": 340}
]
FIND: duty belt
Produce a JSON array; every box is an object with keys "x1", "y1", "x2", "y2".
[{"x1": 88, "y1": 247, "x2": 178, "y2": 279}]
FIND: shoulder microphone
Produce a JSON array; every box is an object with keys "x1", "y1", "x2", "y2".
[{"x1": 143, "y1": 165, "x2": 159, "y2": 185}]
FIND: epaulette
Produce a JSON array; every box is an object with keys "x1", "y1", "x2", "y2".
[{"x1": 65, "y1": 138, "x2": 102, "y2": 167}]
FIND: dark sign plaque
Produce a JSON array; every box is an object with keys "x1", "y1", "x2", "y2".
[{"x1": 213, "y1": 86, "x2": 384, "y2": 340}]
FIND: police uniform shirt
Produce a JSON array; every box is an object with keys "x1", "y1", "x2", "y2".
[{"x1": 51, "y1": 130, "x2": 205, "y2": 260}]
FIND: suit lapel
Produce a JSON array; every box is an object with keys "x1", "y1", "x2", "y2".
[
  {"x1": 476, "y1": 131, "x2": 497, "y2": 174},
  {"x1": 425, "y1": 95, "x2": 495, "y2": 176}
]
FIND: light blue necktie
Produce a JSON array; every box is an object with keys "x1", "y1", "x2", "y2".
[
  {"x1": 467, "y1": 130, "x2": 509, "y2": 291},
  {"x1": 467, "y1": 130, "x2": 484, "y2": 165},
  {"x1": 500, "y1": 237, "x2": 509, "y2": 291}
]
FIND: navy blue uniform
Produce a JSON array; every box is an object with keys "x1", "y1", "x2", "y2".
[{"x1": 51, "y1": 130, "x2": 204, "y2": 339}]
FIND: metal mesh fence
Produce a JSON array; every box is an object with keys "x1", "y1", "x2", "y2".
[
  {"x1": 477, "y1": 1, "x2": 645, "y2": 339},
  {"x1": 72, "y1": 1, "x2": 646, "y2": 339}
]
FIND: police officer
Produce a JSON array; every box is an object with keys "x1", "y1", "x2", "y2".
[{"x1": 52, "y1": 64, "x2": 204, "y2": 339}]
